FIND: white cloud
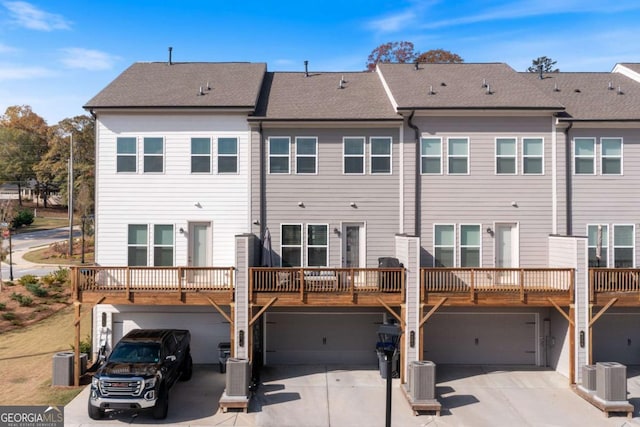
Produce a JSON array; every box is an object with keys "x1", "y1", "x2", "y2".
[
  {"x1": 366, "y1": 10, "x2": 417, "y2": 33},
  {"x1": 0, "y1": 42, "x2": 18, "y2": 53},
  {"x1": 3, "y1": 1, "x2": 70, "y2": 31},
  {"x1": 59, "y1": 48, "x2": 119, "y2": 70},
  {"x1": 0, "y1": 64, "x2": 52, "y2": 79}
]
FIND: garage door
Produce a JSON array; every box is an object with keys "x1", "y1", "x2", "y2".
[
  {"x1": 112, "y1": 308, "x2": 229, "y2": 364},
  {"x1": 593, "y1": 313, "x2": 640, "y2": 365},
  {"x1": 423, "y1": 313, "x2": 537, "y2": 365},
  {"x1": 266, "y1": 313, "x2": 383, "y2": 365}
]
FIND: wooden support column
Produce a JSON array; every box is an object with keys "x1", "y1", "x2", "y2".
[
  {"x1": 73, "y1": 301, "x2": 81, "y2": 387},
  {"x1": 229, "y1": 303, "x2": 235, "y2": 357},
  {"x1": 569, "y1": 305, "x2": 575, "y2": 385},
  {"x1": 400, "y1": 304, "x2": 406, "y2": 384},
  {"x1": 376, "y1": 298, "x2": 404, "y2": 327}
]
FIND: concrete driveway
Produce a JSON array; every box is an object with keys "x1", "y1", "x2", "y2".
[{"x1": 65, "y1": 364, "x2": 640, "y2": 426}]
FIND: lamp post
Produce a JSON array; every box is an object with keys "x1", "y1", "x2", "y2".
[
  {"x1": 8, "y1": 227, "x2": 13, "y2": 280},
  {"x1": 81, "y1": 214, "x2": 86, "y2": 264},
  {"x1": 68, "y1": 134, "x2": 74, "y2": 257},
  {"x1": 377, "y1": 323, "x2": 401, "y2": 427}
]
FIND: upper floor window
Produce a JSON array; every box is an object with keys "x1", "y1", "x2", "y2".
[
  {"x1": 128, "y1": 224, "x2": 148, "y2": 266},
  {"x1": 370, "y1": 137, "x2": 392, "y2": 174},
  {"x1": 117, "y1": 137, "x2": 137, "y2": 173},
  {"x1": 523, "y1": 138, "x2": 544, "y2": 174},
  {"x1": 307, "y1": 224, "x2": 328, "y2": 266},
  {"x1": 434, "y1": 224, "x2": 455, "y2": 267},
  {"x1": 588, "y1": 224, "x2": 608, "y2": 267},
  {"x1": 281, "y1": 224, "x2": 302, "y2": 267},
  {"x1": 218, "y1": 137, "x2": 238, "y2": 173},
  {"x1": 460, "y1": 225, "x2": 481, "y2": 267},
  {"x1": 421, "y1": 138, "x2": 442, "y2": 174},
  {"x1": 153, "y1": 225, "x2": 174, "y2": 266},
  {"x1": 448, "y1": 138, "x2": 469, "y2": 174},
  {"x1": 191, "y1": 137, "x2": 211, "y2": 173},
  {"x1": 269, "y1": 137, "x2": 290, "y2": 174},
  {"x1": 296, "y1": 137, "x2": 317, "y2": 174},
  {"x1": 496, "y1": 138, "x2": 517, "y2": 174},
  {"x1": 344, "y1": 137, "x2": 365, "y2": 174},
  {"x1": 613, "y1": 225, "x2": 634, "y2": 268},
  {"x1": 574, "y1": 138, "x2": 595, "y2": 174},
  {"x1": 601, "y1": 138, "x2": 622, "y2": 175},
  {"x1": 143, "y1": 137, "x2": 164, "y2": 173}
]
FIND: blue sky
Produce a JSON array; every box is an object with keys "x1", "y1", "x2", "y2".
[{"x1": 1, "y1": 0, "x2": 640, "y2": 124}]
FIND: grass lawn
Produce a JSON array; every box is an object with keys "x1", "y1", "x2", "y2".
[{"x1": 0, "y1": 304, "x2": 92, "y2": 405}]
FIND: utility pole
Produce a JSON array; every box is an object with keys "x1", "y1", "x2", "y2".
[{"x1": 68, "y1": 134, "x2": 74, "y2": 257}]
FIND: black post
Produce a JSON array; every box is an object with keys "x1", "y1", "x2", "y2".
[
  {"x1": 385, "y1": 350, "x2": 393, "y2": 427},
  {"x1": 8, "y1": 228, "x2": 13, "y2": 281},
  {"x1": 81, "y1": 215, "x2": 86, "y2": 264}
]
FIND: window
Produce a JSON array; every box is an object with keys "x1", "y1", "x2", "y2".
[
  {"x1": 613, "y1": 225, "x2": 634, "y2": 268},
  {"x1": 307, "y1": 224, "x2": 328, "y2": 266},
  {"x1": 154, "y1": 225, "x2": 174, "y2": 266},
  {"x1": 143, "y1": 137, "x2": 164, "y2": 173},
  {"x1": 574, "y1": 138, "x2": 595, "y2": 174},
  {"x1": 296, "y1": 137, "x2": 317, "y2": 174},
  {"x1": 371, "y1": 137, "x2": 392, "y2": 174},
  {"x1": 128, "y1": 225, "x2": 148, "y2": 266},
  {"x1": 117, "y1": 137, "x2": 137, "y2": 172},
  {"x1": 496, "y1": 138, "x2": 516, "y2": 174},
  {"x1": 281, "y1": 224, "x2": 302, "y2": 267},
  {"x1": 421, "y1": 138, "x2": 442, "y2": 174},
  {"x1": 218, "y1": 137, "x2": 238, "y2": 173},
  {"x1": 269, "y1": 137, "x2": 290, "y2": 173},
  {"x1": 448, "y1": 138, "x2": 468, "y2": 174},
  {"x1": 344, "y1": 137, "x2": 365, "y2": 174},
  {"x1": 191, "y1": 137, "x2": 211, "y2": 173},
  {"x1": 523, "y1": 138, "x2": 544, "y2": 174},
  {"x1": 601, "y1": 138, "x2": 622, "y2": 175},
  {"x1": 434, "y1": 225, "x2": 455, "y2": 267},
  {"x1": 460, "y1": 225, "x2": 481, "y2": 267},
  {"x1": 588, "y1": 225, "x2": 608, "y2": 267}
]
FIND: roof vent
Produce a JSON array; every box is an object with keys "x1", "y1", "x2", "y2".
[
  {"x1": 618, "y1": 86, "x2": 624, "y2": 95},
  {"x1": 206, "y1": 81, "x2": 211, "y2": 91},
  {"x1": 553, "y1": 82, "x2": 560, "y2": 92},
  {"x1": 485, "y1": 84, "x2": 493, "y2": 95},
  {"x1": 428, "y1": 85, "x2": 435, "y2": 95},
  {"x1": 414, "y1": 62, "x2": 419, "y2": 71},
  {"x1": 168, "y1": 46, "x2": 173, "y2": 66},
  {"x1": 574, "y1": 88, "x2": 581, "y2": 93},
  {"x1": 538, "y1": 65, "x2": 544, "y2": 80},
  {"x1": 482, "y1": 78, "x2": 488, "y2": 88},
  {"x1": 338, "y1": 78, "x2": 344, "y2": 89},
  {"x1": 608, "y1": 81, "x2": 614, "y2": 90},
  {"x1": 198, "y1": 86, "x2": 204, "y2": 96},
  {"x1": 440, "y1": 82, "x2": 447, "y2": 87},
  {"x1": 304, "y1": 60, "x2": 309, "y2": 77}
]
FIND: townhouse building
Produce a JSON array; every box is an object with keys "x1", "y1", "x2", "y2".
[{"x1": 74, "y1": 58, "x2": 640, "y2": 389}]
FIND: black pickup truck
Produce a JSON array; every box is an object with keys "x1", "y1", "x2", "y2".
[{"x1": 88, "y1": 329, "x2": 192, "y2": 420}]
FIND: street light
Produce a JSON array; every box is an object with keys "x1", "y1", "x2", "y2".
[
  {"x1": 377, "y1": 322, "x2": 401, "y2": 427},
  {"x1": 81, "y1": 214, "x2": 86, "y2": 264}
]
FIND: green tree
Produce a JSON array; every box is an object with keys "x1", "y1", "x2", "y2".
[{"x1": 527, "y1": 56, "x2": 559, "y2": 73}]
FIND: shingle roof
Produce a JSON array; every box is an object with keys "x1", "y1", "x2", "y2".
[
  {"x1": 251, "y1": 71, "x2": 400, "y2": 121},
  {"x1": 617, "y1": 63, "x2": 640, "y2": 74},
  {"x1": 84, "y1": 62, "x2": 266, "y2": 110},
  {"x1": 378, "y1": 63, "x2": 564, "y2": 111},
  {"x1": 521, "y1": 72, "x2": 640, "y2": 121}
]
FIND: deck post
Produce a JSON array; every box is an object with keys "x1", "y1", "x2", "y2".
[
  {"x1": 74, "y1": 301, "x2": 81, "y2": 387},
  {"x1": 569, "y1": 304, "x2": 575, "y2": 384}
]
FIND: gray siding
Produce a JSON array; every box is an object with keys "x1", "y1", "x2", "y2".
[{"x1": 413, "y1": 116, "x2": 556, "y2": 267}]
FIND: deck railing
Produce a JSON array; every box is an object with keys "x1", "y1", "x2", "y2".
[
  {"x1": 71, "y1": 266, "x2": 235, "y2": 299},
  {"x1": 590, "y1": 268, "x2": 640, "y2": 301},
  {"x1": 421, "y1": 268, "x2": 574, "y2": 301},
  {"x1": 250, "y1": 267, "x2": 404, "y2": 298}
]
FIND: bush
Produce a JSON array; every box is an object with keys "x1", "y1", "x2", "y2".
[
  {"x1": 25, "y1": 282, "x2": 48, "y2": 298},
  {"x1": 0, "y1": 302, "x2": 5, "y2": 310},
  {"x1": 71, "y1": 335, "x2": 92, "y2": 355},
  {"x1": 2, "y1": 312, "x2": 16, "y2": 321},
  {"x1": 18, "y1": 275, "x2": 38, "y2": 286},
  {"x1": 10, "y1": 292, "x2": 33, "y2": 307},
  {"x1": 11, "y1": 209, "x2": 34, "y2": 228}
]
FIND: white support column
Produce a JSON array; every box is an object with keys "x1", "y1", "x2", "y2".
[
  {"x1": 395, "y1": 234, "x2": 420, "y2": 380},
  {"x1": 234, "y1": 233, "x2": 256, "y2": 360}
]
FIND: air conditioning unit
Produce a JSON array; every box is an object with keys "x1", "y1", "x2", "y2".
[
  {"x1": 226, "y1": 358, "x2": 251, "y2": 397},
  {"x1": 581, "y1": 365, "x2": 597, "y2": 392},
  {"x1": 52, "y1": 351, "x2": 75, "y2": 386},
  {"x1": 409, "y1": 360, "x2": 436, "y2": 401},
  {"x1": 596, "y1": 362, "x2": 627, "y2": 402}
]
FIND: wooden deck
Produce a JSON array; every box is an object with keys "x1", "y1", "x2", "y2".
[{"x1": 590, "y1": 268, "x2": 640, "y2": 306}]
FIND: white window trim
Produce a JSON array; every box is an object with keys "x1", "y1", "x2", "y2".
[
  {"x1": 343, "y1": 136, "x2": 366, "y2": 175},
  {"x1": 306, "y1": 223, "x2": 329, "y2": 267},
  {"x1": 613, "y1": 224, "x2": 635, "y2": 268},
  {"x1": 447, "y1": 137, "x2": 470, "y2": 175},
  {"x1": 573, "y1": 137, "x2": 596, "y2": 175},
  {"x1": 280, "y1": 223, "x2": 303, "y2": 267},
  {"x1": 420, "y1": 136, "x2": 443, "y2": 175},
  {"x1": 295, "y1": 136, "x2": 318, "y2": 175},
  {"x1": 116, "y1": 136, "x2": 138, "y2": 174},
  {"x1": 128, "y1": 224, "x2": 149, "y2": 266},
  {"x1": 495, "y1": 137, "x2": 517, "y2": 175},
  {"x1": 522, "y1": 137, "x2": 545, "y2": 176},
  {"x1": 217, "y1": 136, "x2": 239, "y2": 175},
  {"x1": 433, "y1": 223, "x2": 456, "y2": 267},
  {"x1": 142, "y1": 136, "x2": 165, "y2": 174},
  {"x1": 370, "y1": 136, "x2": 393, "y2": 175},
  {"x1": 587, "y1": 224, "x2": 609, "y2": 267},
  {"x1": 600, "y1": 137, "x2": 623, "y2": 176},
  {"x1": 190, "y1": 137, "x2": 212, "y2": 174},
  {"x1": 268, "y1": 136, "x2": 291, "y2": 174},
  {"x1": 459, "y1": 223, "x2": 482, "y2": 267}
]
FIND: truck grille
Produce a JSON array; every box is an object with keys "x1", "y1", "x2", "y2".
[{"x1": 99, "y1": 378, "x2": 144, "y2": 396}]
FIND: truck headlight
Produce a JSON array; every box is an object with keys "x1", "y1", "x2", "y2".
[
  {"x1": 91, "y1": 377, "x2": 99, "y2": 388},
  {"x1": 144, "y1": 377, "x2": 157, "y2": 388}
]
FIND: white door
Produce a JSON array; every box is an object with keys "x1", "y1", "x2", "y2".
[
  {"x1": 495, "y1": 223, "x2": 518, "y2": 284},
  {"x1": 188, "y1": 222, "x2": 211, "y2": 267},
  {"x1": 342, "y1": 223, "x2": 365, "y2": 268}
]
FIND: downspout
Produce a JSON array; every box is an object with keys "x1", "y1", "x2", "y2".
[
  {"x1": 258, "y1": 122, "x2": 265, "y2": 238},
  {"x1": 407, "y1": 111, "x2": 420, "y2": 237},
  {"x1": 563, "y1": 121, "x2": 574, "y2": 236}
]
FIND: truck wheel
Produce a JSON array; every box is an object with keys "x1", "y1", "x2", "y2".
[
  {"x1": 87, "y1": 401, "x2": 104, "y2": 420},
  {"x1": 180, "y1": 353, "x2": 193, "y2": 381},
  {"x1": 152, "y1": 386, "x2": 169, "y2": 420}
]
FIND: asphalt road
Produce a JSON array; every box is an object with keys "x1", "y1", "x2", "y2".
[{"x1": 0, "y1": 227, "x2": 80, "y2": 280}]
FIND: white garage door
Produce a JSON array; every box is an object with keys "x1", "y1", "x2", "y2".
[
  {"x1": 593, "y1": 313, "x2": 640, "y2": 365},
  {"x1": 266, "y1": 313, "x2": 383, "y2": 365},
  {"x1": 423, "y1": 313, "x2": 537, "y2": 365},
  {"x1": 112, "y1": 309, "x2": 229, "y2": 364}
]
